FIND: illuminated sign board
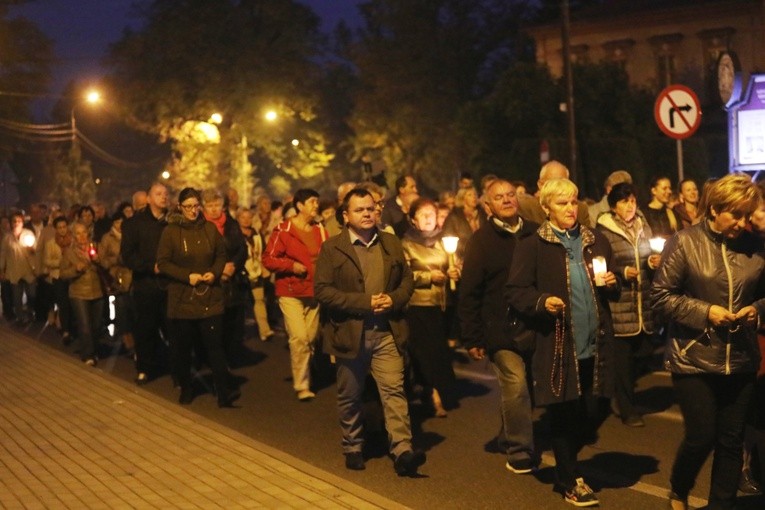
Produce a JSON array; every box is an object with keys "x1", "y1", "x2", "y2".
[{"x1": 727, "y1": 71, "x2": 765, "y2": 173}]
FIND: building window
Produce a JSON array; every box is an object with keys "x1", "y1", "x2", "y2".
[
  {"x1": 649, "y1": 33, "x2": 684, "y2": 87},
  {"x1": 602, "y1": 38, "x2": 635, "y2": 70}
]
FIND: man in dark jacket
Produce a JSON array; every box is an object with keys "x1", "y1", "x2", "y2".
[
  {"x1": 314, "y1": 188, "x2": 424, "y2": 476},
  {"x1": 381, "y1": 175, "x2": 418, "y2": 237},
  {"x1": 121, "y1": 182, "x2": 169, "y2": 384},
  {"x1": 459, "y1": 179, "x2": 539, "y2": 474}
]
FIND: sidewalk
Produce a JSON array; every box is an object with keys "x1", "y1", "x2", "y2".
[{"x1": 0, "y1": 324, "x2": 408, "y2": 510}]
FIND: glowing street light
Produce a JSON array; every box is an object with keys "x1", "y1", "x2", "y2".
[
  {"x1": 264, "y1": 110, "x2": 278, "y2": 122},
  {"x1": 291, "y1": 139, "x2": 299, "y2": 147},
  {"x1": 85, "y1": 89, "x2": 101, "y2": 104}
]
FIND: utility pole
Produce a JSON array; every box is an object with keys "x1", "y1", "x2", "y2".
[{"x1": 561, "y1": 0, "x2": 579, "y2": 188}]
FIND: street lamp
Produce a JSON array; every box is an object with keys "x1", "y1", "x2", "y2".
[
  {"x1": 264, "y1": 110, "x2": 278, "y2": 122},
  {"x1": 71, "y1": 89, "x2": 102, "y2": 141}
]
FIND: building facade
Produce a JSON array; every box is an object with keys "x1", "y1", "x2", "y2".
[{"x1": 526, "y1": 0, "x2": 765, "y2": 104}]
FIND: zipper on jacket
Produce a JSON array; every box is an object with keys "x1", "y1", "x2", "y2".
[{"x1": 721, "y1": 241, "x2": 733, "y2": 375}]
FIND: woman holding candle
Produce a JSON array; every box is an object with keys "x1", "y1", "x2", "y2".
[
  {"x1": 651, "y1": 173, "x2": 765, "y2": 510},
  {"x1": 59, "y1": 222, "x2": 104, "y2": 366},
  {"x1": 506, "y1": 178, "x2": 618, "y2": 507},
  {"x1": 402, "y1": 198, "x2": 460, "y2": 417},
  {"x1": 596, "y1": 183, "x2": 662, "y2": 427}
]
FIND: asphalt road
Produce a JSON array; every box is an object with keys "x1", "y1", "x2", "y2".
[{"x1": 17, "y1": 316, "x2": 765, "y2": 510}]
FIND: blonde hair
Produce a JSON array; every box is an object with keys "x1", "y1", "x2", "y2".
[
  {"x1": 703, "y1": 173, "x2": 758, "y2": 218},
  {"x1": 539, "y1": 178, "x2": 578, "y2": 208},
  {"x1": 454, "y1": 186, "x2": 478, "y2": 208},
  {"x1": 201, "y1": 188, "x2": 223, "y2": 204}
]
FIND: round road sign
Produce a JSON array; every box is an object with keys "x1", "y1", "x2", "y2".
[{"x1": 653, "y1": 85, "x2": 702, "y2": 140}]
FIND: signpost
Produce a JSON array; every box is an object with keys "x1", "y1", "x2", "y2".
[{"x1": 653, "y1": 84, "x2": 702, "y2": 182}]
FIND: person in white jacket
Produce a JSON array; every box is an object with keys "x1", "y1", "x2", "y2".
[{"x1": 0, "y1": 211, "x2": 38, "y2": 324}]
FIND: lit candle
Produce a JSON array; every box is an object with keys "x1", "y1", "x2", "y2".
[
  {"x1": 19, "y1": 231, "x2": 36, "y2": 248},
  {"x1": 592, "y1": 255, "x2": 607, "y2": 286},
  {"x1": 441, "y1": 236, "x2": 459, "y2": 291},
  {"x1": 649, "y1": 237, "x2": 666, "y2": 253}
]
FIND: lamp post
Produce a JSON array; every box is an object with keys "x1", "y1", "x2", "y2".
[{"x1": 68, "y1": 89, "x2": 101, "y2": 201}]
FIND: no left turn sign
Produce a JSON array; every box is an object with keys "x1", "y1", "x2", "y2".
[{"x1": 654, "y1": 85, "x2": 702, "y2": 140}]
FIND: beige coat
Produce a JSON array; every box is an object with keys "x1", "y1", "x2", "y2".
[{"x1": 60, "y1": 245, "x2": 103, "y2": 300}]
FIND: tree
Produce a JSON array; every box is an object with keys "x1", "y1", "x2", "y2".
[
  {"x1": 346, "y1": 0, "x2": 531, "y2": 190},
  {"x1": 0, "y1": 2, "x2": 54, "y2": 206},
  {"x1": 106, "y1": 0, "x2": 334, "y2": 200}
]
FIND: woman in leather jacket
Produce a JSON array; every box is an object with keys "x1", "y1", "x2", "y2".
[{"x1": 651, "y1": 173, "x2": 765, "y2": 510}]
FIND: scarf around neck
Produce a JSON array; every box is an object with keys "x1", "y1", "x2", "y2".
[
  {"x1": 204, "y1": 212, "x2": 227, "y2": 236},
  {"x1": 404, "y1": 226, "x2": 442, "y2": 248}
]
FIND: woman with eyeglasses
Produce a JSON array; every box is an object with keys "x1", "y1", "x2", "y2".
[
  {"x1": 651, "y1": 174, "x2": 765, "y2": 510},
  {"x1": 156, "y1": 187, "x2": 239, "y2": 407}
]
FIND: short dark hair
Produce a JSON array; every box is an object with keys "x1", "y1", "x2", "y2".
[
  {"x1": 53, "y1": 216, "x2": 68, "y2": 228},
  {"x1": 460, "y1": 171, "x2": 473, "y2": 180},
  {"x1": 607, "y1": 182, "x2": 638, "y2": 209},
  {"x1": 395, "y1": 175, "x2": 412, "y2": 193},
  {"x1": 178, "y1": 187, "x2": 201, "y2": 204},
  {"x1": 341, "y1": 188, "x2": 373, "y2": 213},
  {"x1": 293, "y1": 188, "x2": 319, "y2": 208},
  {"x1": 78, "y1": 205, "x2": 95, "y2": 218},
  {"x1": 407, "y1": 197, "x2": 437, "y2": 221}
]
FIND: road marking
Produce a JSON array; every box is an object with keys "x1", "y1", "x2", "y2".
[{"x1": 539, "y1": 453, "x2": 708, "y2": 508}]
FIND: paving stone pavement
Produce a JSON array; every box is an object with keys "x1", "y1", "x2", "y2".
[{"x1": 0, "y1": 324, "x2": 408, "y2": 510}]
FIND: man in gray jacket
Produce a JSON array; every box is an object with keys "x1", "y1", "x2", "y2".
[{"x1": 314, "y1": 188, "x2": 424, "y2": 476}]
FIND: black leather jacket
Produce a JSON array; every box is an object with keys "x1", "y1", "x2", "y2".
[{"x1": 650, "y1": 221, "x2": 765, "y2": 375}]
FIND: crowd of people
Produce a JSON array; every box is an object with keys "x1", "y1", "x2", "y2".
[{"x1": 1, "y1": 164, "x2": 764, "y2": 507}]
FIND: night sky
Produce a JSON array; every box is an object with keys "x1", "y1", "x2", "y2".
[{"x1": 8, "y1": 0, "x2": 363, "y2": 99}]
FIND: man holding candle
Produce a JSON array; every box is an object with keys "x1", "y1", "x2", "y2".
[
  {"x1": 506, "y1": 178, "x2": 618, "y2": 507},
  {"x1": 459, "y1": 178, "x2": 540, "y2": 474},
  {"x1": 0, "y1": 211, "x2": 38, "y2": 325}
]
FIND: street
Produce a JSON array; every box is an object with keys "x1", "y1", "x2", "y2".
[{"x1": 14, "y1": 316, "x2": 765, "y2": 510}]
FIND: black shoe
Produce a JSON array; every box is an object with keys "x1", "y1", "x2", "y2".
[
  {"x1": 218, "y1": 388, "x2": 241, "y2": 408},
  {"x1": 394, "y1": 450, "x2": 426, "y2": 476},
  {"x1": 344, "y1": 452, "x2": 365, "y2": 471},
  {"x1": 739, "y1": 467, "x2": 763, "y2": 494},
  {"x1": 134, "y1": 372, "x2": 149, "y2": 386},
  {"x1": 179, "y1": 386, "x2": 194, "y2": 405},
  {"x1": 62, "y1": 333, "x2": 72, "y2": 346}
]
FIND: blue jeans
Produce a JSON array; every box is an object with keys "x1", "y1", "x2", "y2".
[
  {"x1": 490, "y1": 349, "x2": 536, "y2": 463},
  {"x1": 70, "y1": 297, "x2": 104, "y2": 360}
]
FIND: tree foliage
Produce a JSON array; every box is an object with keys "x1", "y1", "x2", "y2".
[
  {"x1": 346, "y1": 0, "x2": 532, "y2": 190},
  {"x1": 0, "y1": 2, "x2": 53, "y2": 207},
  {"x1": 106, "y1": 0, "x2": 334, "y2": 199}
]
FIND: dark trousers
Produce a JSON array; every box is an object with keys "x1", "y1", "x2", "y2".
[
  {"x1": 548, "y1": 357, "x2": 600, "y2": 489},
  {"x1": 70, "y1": 297, "x2": 104, "y2": 361},
  {"x1": 612, "y1": 333, "x2": 649, "y2": 419},
  {"x1": 169, "y1": 315, "x2": 229, "y2": 394},
  {"x1": 222, "y1": 303, "x2": 245, "y2": 363},
  {"x1": 671, "y1": 372, "x2": 755, "y2": 509},
  {"x1": 52, "y1": 279, "x2": 72, "y2": 335},
  {"x1": 12, "y1": 280, "x2": 36, "y2": 322},
  {"x1": 34, "y1": 278, "x2": 53, "y2": 322},
  {"x1": 132, "y1": 280, "x2": 167, "y2": 374},
  {"x1": 1, "y1": 279, "x2": 13, "y2": 319}
]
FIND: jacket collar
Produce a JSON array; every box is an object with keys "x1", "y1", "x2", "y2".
[
  {"x1": 538, "y1": 220, "x2": 595, "y2": 247},
  {"x1": 596, "y1": 211, "x2": 645, "y2": 242},
  {"x1": 335, "y1": 227, "x2": 394, "y2": 283}
]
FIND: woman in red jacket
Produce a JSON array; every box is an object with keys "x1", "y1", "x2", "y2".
[{"x1": 263, "y1": 188, "x2": 328, "y2": 401}]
